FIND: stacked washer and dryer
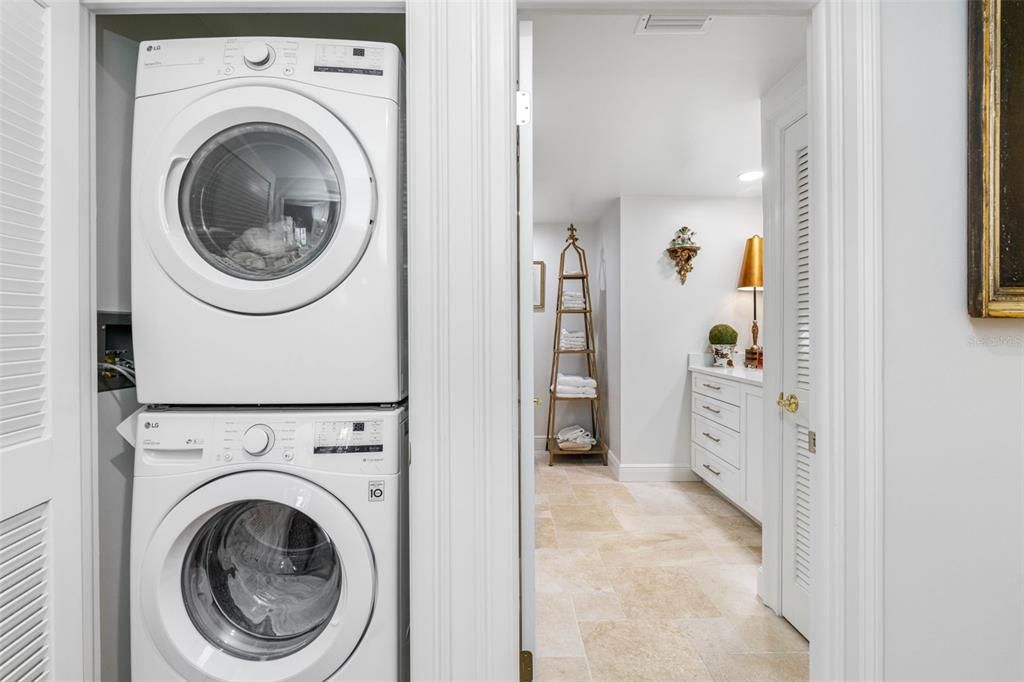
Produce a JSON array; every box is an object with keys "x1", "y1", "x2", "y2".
[{"x1": 128, "y1": 37, "x2": 408, "y2": 681}]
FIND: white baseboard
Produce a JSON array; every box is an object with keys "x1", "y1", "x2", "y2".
[
  {"x1": 534, "y1": 435, "x2": 547, "y2": 450},
  {"x1": 608, "y1": 450, "x2": 699, "y2": 482}
]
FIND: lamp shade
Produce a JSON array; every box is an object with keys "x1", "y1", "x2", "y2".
[{"x1": 737, "y1": 235, "x2": 763, "y2": 290}]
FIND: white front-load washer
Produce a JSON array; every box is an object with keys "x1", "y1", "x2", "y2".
[
  {"x1": 131, "y1": 37, "x2": 405, "y2": 404},
  {"x1": 130, "y1": 406, "x2": 408, "y2": 681}
]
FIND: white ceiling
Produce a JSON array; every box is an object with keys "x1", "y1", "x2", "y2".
[{"x1": 530, "y1": 13, "x2": 807, "y2": 223}]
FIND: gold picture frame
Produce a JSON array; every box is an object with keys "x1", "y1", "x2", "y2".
[
  {"x1": 969, "y1": 0, "x2": 1024, "y2": 316},
  {"x1": 532, "y1": 261, "x2": 545, "y2": 311}
]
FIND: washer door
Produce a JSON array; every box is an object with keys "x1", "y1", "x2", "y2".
[
  {"x1": 140, "y1": 472, "x2": 376, "y2": 682},
  {"x1": 139, "y1": 86, "x2": 377, "y2": 314}
]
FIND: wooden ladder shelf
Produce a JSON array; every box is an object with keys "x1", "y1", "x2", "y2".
[{"x1": 546, "y1": 225, "x2": 609, "y2": 466}]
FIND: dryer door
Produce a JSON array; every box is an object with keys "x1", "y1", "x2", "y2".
[
  {"x1": 138, "y1": 86, "x2": 377, "y2": 314},
  {"x1": 139, "y1": 471, "x2": 376, "y2": 682}
]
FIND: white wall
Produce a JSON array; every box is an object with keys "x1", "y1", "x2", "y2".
[
  {"x1": 96, "y1": 27, "x2": 137, "y2": 313},
  {"x1": 597, "y1": 203, "x2": 621, "y2": 461},
  {"x1": 882, "y1": 1, "x2": 1024, "y2": 678},
  {"x1": 614, "y1": 196, "x2": 762, "y2": 478}
]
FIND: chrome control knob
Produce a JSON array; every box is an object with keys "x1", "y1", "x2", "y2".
[
  {"x1": 242, "y1": 424, "x2": 274, "y2": 456},
  {"x1": 243, "y1": 42, "x2": 274, "y2": 69}
]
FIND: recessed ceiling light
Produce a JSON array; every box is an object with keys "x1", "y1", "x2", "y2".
[{"x1": 738, "y1": 170, "x2": 764, "y2": 182}]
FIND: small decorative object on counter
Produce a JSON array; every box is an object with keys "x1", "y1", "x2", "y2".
[
  {"x1": 709, "y1": 323, "x2": 739, "y2": 367},
  {"x1": 666, "y1": 226, "x2": 701, "y2": 285}
]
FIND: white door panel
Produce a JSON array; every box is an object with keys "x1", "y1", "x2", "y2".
[
  {"x1": 1, "y1": 1, "x2": 88, "y2": 678},
  {"x1": 780, "y1": 114, "x2": 812, "y2": 638}
]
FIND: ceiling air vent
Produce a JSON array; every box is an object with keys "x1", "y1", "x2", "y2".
[{"x1": 634, "y1": 14, "x2": 713, "y2": 35}]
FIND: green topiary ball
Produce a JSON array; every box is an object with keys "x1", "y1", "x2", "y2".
[{"x1": 708, "y1": 323, "x2": 739, "y2": 345}]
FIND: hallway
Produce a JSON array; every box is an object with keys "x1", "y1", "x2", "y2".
[{"x1": 534, "y1": 455, "x2": 808, "y2": 681}]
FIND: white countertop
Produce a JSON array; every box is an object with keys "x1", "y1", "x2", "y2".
[{"x1": 687, "y1": 353, "x2": 763, "y2": 387}]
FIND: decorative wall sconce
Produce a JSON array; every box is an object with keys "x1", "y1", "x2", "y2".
[{"x1": 666, "y1": 226, "x2": 700, "y2": 285}]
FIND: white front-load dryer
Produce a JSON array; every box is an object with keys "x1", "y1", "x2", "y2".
[
  {"x1": 131, "y1": 37, "x2": 405, "y2": 404},
  {"x1": 130, "y1": 406, "x2": 408, "y2": 681}
]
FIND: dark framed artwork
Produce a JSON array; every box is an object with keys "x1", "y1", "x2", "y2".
[{"x1": 969, "y1": 0, "x2": 1024, "y2": 316}]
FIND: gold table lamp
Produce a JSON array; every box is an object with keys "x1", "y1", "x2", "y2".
[{"x1": 737, "y1": 235, "x2": 763, "y2": 368}]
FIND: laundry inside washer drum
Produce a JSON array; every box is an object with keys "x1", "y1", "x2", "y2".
[{"x1": 182, "y1": 500, "x2": 343, "y2": 660}]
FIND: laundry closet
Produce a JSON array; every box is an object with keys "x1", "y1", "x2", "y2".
[{"x1": 93, "y1": 13, "x2": 407, "y2": 681}]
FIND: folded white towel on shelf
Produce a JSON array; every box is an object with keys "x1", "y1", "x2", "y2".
[
  {"x1": 553, "y1": 384, "x2": 597, "y2": 397},
  {"x1": 557, "y1": 373, "x2": 597, "y2": 388},
  {"x1": 560, "y1": 329, "x2": 585, "y2": 338},
  {"x1": 556, "y1": 424, "x2": 597, "y2": 445},
  {"x1": 563, "y1": 268, "x2": 583, "y2": 276},
  {"x1": 562, "y1": 292, "x2": 584, "y2": 299}
]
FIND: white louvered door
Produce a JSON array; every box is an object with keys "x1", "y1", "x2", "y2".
[
  {"x1": 1, "y1": 1, "x2": 88, "y2": 680},
  {"x1": 780, "y1": 113, "x2": 812, "y2": 639}
]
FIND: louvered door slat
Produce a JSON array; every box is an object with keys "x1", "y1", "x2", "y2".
[
  {"x1": 0, "y1": 163, "x2": 43, "y2": 192},
  {"x1": 0, "y1": 235, "x2": 43, "y2": 256},
  {"x1": 0, "y1": 373, "x2": 45, "y2": 394},
  {"x1": 0, "y1": 321, "x2": 43, "y2": 335}
]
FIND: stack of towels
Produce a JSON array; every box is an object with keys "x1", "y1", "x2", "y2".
[
  {"x1": 553, "y1": 373, "x2": 597, "y2": 397},
  {"x1": 559, "y1": 329, "x2": 587, "y2": 351},
  {"x1": 557, "y1": 424, "x2": 597, "y2": 450},
  {"x1": 561, "y1": 291, "x2": 586, "y2": 310}
]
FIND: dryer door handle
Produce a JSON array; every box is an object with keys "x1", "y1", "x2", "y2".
[{"x1": 163, "y1": 156, "x2": 190, "y2": 233}]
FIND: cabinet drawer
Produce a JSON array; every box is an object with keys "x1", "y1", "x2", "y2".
[
  {"x1": 692, "y1": 393, "x2": 740, "y2": 431},
  {"x1": 691, "y1": 373, "x2": 740, "y2": 406},
  {"x1": 692, "y1": 442, "x2": 741, "y2": 501},
  {"x1": 691, "y1": 413, "x2": 740, "y2": 468}
]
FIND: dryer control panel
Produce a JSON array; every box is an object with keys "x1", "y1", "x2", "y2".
[
  {"x1": 134, "y1": 407, "x2": 405, "y2": 477},
  {"x1": 135, "y1": 37, "x2": 402, "y2": 104}
]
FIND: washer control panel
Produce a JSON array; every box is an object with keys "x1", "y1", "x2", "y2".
[
  {"x1": 135, "y1": 408, "x2": 405, "y2": 476},
  {"x1": 135, "y1": 37, "x2": 402, "y2": 103}
]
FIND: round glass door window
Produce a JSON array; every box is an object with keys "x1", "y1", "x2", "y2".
[
  {"x1": 182, "y1": 500, "x2": 343, "y2": 661},
  {"x1": 179, "y1": 123, "x2": 343, "y2": 281}
]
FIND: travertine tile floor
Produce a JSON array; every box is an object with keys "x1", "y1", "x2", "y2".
[{"x1": 534, "y1": 454, "x2": 808, "y2": 682}]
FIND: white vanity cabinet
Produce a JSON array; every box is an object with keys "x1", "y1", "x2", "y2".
[{"x1": 690, "y1": 365, "x2": 764, "y2": 521}]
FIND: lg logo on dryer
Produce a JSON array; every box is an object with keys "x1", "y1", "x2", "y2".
[{"x1": 143, "y1": 421, "x2": 160, "y2": 429}]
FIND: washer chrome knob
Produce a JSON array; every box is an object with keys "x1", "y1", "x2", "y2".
[
  {"x1": 242, "y1": 424, "x2": 274, "y2": 456},
  {"x1": 243, "y1": 42, "x2": 274, "y2": 69}
]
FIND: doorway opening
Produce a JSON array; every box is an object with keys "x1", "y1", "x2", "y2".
[{"x1": 518, "y1": 11, "x2": 814, "y2": 679}]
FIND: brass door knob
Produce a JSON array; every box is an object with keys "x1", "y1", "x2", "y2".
[
  {"x1": 533, "y1": 397, "x2": 542, "y2": 406},
  {"x1": 776, "y1": 392, "x2": 799, "y2": 413}
]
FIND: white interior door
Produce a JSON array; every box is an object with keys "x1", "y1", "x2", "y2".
[
  {"x1": 517, "y1": 19, "x2": 535, "y2": 658},
  {"x1": 780, "y1": 114, "x2": 812, "y2": 638},
  {"x1": 1, "y1": 1, "x2": 89, "y2": 679}
]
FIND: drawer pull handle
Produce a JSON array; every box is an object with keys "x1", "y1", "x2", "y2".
[
  {"x1": 702, "y1": 463, "x2": 721, "y2": 476},
  {"x1": 702, "y1": 432, "x2": 721, "y2": 443},
  {"x1": 702, "y1": 383, "x2": 721, "y2": 390},
  {"x1": 702, "y1": 405, "x2": 721, "y2": 414}
]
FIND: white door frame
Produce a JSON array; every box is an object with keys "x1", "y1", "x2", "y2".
[
  {"x1": 517, "y1": 19, "x2": 537, "y2": 658},
  {"x1": 72, "y1": 0, "x2": 882, "y2": 679}
]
